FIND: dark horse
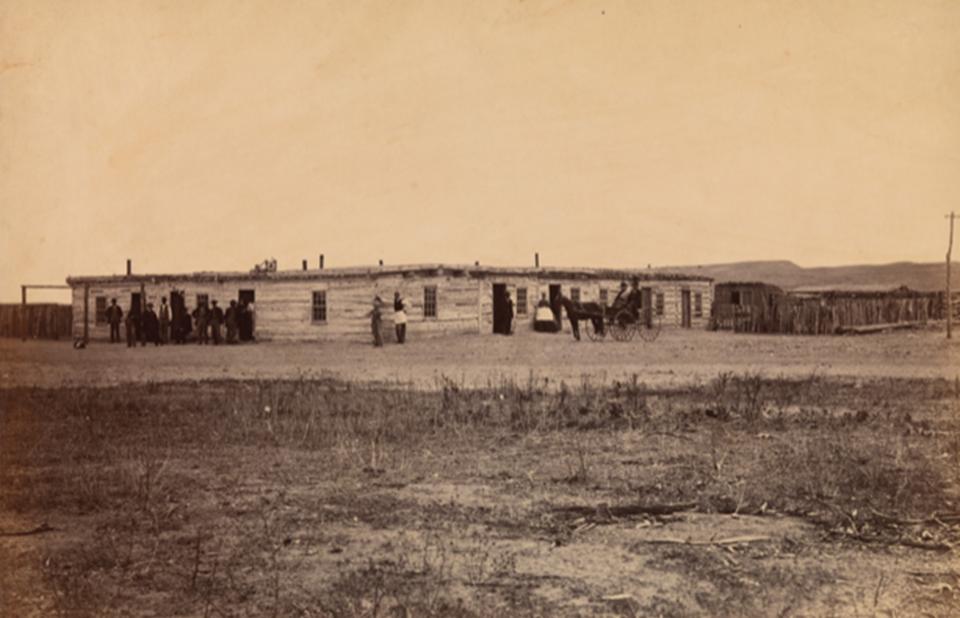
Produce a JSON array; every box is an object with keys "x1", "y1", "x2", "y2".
[
  {"x1": 555, "y1": 296, "x2": 606, "y2": 341},
  {"x1": 556, "y1": 294, "x2": 642, "y2": 341}
]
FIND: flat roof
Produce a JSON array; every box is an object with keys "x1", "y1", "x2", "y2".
[{"x1": 67, "y1": 263, "x2": 712, "y2": 286}]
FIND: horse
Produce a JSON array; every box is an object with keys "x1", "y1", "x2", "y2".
[
  {"x1": 556, "y1": 293, "x2": 644, "y2": 341},
  {"x1": 555, "y1": 295, "x2": 607, "y2": 341}
]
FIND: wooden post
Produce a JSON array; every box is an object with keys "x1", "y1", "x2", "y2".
[
  {"x1": 140, "y1": 281, "x2": 146, "y2": 344},
  {"x1": 21, "y1": 285, "x2": 26, "y2": 341},
  {"x1": 948, "y1": 211, "x2": 955, "y2": 339},
  {"x1": 319, "y1": 254, "x2": 324, "y2": 269},
  {"x1": 535, "y1": 253, "x2": 540, "y2": 268},
  {"x1": 83, "y1": 284, "x2": 90, "y2": 344},
  {"x1": 126, "y1": 259, "x2": 132, "y2": 276}
]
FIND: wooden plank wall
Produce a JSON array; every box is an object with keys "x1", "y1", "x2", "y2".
[
  {"x1": 72, "y1": 274, "x2": 714, "y2": 341},
  {"x1": 479, "y1": 278, "x2": 714, "y2": 334},
  {"x1": 0, "y1": 304, "x2": 72, "y2": 339}
]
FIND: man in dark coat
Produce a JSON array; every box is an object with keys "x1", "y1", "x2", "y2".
[
  {"x1": 238, "y1": 301, "x2": 251, "y2": 341},
  {"x1": 504, "y1": 291, "x2": 515, "y2": 335},
  {"x1": 106, "y1": 298, "x2": 123, "y2": 343},
  {"x1": 209, "y1": 300, "x2": 224, "y2": 345},
  {"x1": 142, "y1": 303, "x2": 160, "y2": 346},
  {"x1": 124, "y1": 309, "x2": 138, "y2": 347},
  {"x1": 158, "y1": 297, "x2": 171, "y2": 345},
  {"x1": 225, "y1": 300, "x2": 239, "y2": 344},
  {"x1": 192, "y1": 302, "x2": 210, "y2": 345}
]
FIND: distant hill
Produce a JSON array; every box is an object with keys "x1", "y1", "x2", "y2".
[{"x1": 667, "y1": 260, "x2": 960, "y2": 292}]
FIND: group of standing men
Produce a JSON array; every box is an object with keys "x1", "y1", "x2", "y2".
[{"x1": 104, "y1": 297, "x2": 255, "y2": 347}]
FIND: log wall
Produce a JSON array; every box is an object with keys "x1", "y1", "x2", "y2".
[{"x1": 72, "y1": 272, "x2": 713, "y2": 341}]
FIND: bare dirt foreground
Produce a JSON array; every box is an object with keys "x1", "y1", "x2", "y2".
[
  {"x1": 0, "y1": 328, "x2": 958, "y2": 389},
  {"x1": 1, "y1": 331, "x2": 959, "y2": 617}
]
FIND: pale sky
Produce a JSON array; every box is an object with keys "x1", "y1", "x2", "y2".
[{"x1": 2, "y1": 0, "x2": 958, "y2": 302}]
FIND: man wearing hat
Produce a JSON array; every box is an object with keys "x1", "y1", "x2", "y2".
[{"x1": 106, "y1": 298, "x2": 123, "y2": 343}]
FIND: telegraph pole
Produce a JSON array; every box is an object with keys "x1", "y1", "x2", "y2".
[{"x1": 948, "y1": 211, "x2": 955, "y2": 339}]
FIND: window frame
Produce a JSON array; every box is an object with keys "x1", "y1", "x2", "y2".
[
  {"x1": 694, "y1": 292, "x2": 703, "y2": 318},
  {"x1": 311, "y1": 290, "x2": 327, "y2": 323},
  {"x1": 515, "y1": 287, "x2": 528, "y2": 315},
  {"x1": 655, "y1": 292, "x2": 665, "y2": 316},
  {"x1": 196, "y1": 293, "x2": 209, "y2": 308},
  {"x1": 570, "y1": 287, "x2": 581, "y2": 304},
  {"x1": 423, "y1": 285, "x2": 438, "y2": 319},
  {"x1": 95, "y1": 296, "x2": 108, "y2": 324}
]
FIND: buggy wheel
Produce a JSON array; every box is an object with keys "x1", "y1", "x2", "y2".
[
  {"x1": 610, "y1": 310, "x2": 636, "y2": 342},
  {"x1": 584, "y1": 318, "x2": 605, "y2": 341},
  {"x1": 638, "y1": 311, "x2": 662, "y2": 342}
]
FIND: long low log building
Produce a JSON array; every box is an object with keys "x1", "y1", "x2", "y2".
[{"x1": 66, "y1": 263, "x2": 713, "y2": 342}]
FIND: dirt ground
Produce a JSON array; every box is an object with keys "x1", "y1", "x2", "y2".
[
  {"x1": 1, "y1": 327, "x2": 958, "y2": 390},
  {"x1": 1, "y1": 330, "x2": 959, "y2": 616}
]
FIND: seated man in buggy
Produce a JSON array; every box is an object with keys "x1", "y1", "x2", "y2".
[{"x1": 610, "y1": 278, "x2": 643, "y2": 321}]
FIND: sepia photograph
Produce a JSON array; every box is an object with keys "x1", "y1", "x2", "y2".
[{"x1": 1, "y1": 1, "x2": 958, "y2": 616}]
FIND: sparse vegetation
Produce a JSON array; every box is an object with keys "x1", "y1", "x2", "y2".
[{"x1": 1, "y1": 373, "x2": 958, "y2": 616}]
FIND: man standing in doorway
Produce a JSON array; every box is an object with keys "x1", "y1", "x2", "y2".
[
  {"x1": 106, "y1": 298, "x2": 123, "y2": 343},
  {"x1": 124, "y1": 309, "x2": 137, "y2": 348},
  {"x1": 504, "y1": 291, "x2": 515, "y2": 335}
]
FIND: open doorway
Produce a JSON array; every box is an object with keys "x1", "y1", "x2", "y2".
[
  {"x1": 548, "y1": 284, "x2": 562, "y2": 326},
  {"x1": 492, "y1": 283, "x2": 509, "y2": 334},
  {"x1": 681, "y1": 289, "x2": 692, "y2": 328}
]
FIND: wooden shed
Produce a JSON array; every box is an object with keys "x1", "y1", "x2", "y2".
[
  {"x1": 710, "y1": 282, "x2": 786, "y2": 332},
  {"x1": 66, "y1": 263, "x2": 713, "y2": 343}
]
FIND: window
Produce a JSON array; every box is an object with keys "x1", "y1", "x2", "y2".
[
  {"x1": 570, "y1": 287, "x2": 580, "y2": 303},
  {"x1": 655, "y1": 293, "x2": 665, "y2": 316},
  {"x1": 694, "y1": 292, "x2": 703, "y2": 318},
  {"x1": 196, "y1": 293, "x2": 209, "y2": 308},
  {"x1": 423, "y1": 286, "x2": 437, "y2": 318},
  {"x1": 95, "y1": 296, "x2": 107, "y2": 324},
  {"x1": 599, "y1": 288, "x2": 608, "y2": 306},
  {"x1": 516, "y1": 287, "x2": 527, "y2": 315},
  {"x1": 312, "y1": 291, "x2": 327, "y2": 322},
  {"x1": 731, "y1": 291, "x2": 741, "y2": 305}
]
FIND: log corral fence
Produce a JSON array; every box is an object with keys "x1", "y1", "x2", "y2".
[
  {"x1": 0, "y1": 304, "x2": 73, "y2": 340},
  {"x1": 712, "y1": 283, "x2": 956, "y2": 335}
]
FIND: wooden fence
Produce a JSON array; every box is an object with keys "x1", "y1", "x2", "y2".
[
  {"x1": 0, "y1": 304, "x2": 73, "y2": 340},
  {"x1": 722, "y1": 292, "x2": 950, "y2": 335}
]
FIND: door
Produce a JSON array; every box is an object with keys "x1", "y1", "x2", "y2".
[
  {"x1": 492, "y1": 283, "x2": 508, "y2": 334},
  {"x1": 238, "y1": 289, "x2": 256, "y2": 341},
  {"x1": 130, "y1": 293, "x2": 142, "y2": 317},
  {"x1": 681, "y1": 289, "x2": 692, "y2": 328},
  {"x1": 641, "y1": 287, "x2": 653, "y2": 328},
  {"x1": 549, "y1": 284, "x2": 562, "y2": 326}
]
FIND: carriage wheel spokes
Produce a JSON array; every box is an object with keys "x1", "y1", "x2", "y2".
[
  {"x1": 609, "y1": 310, "x2": 634, "y2": 342},
  {"x1": 638, "y1": 310, "x2": 662, "y2": 342},
  {"x1": 584, "y1": 317, "x2": 605, "y2": 341}
]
